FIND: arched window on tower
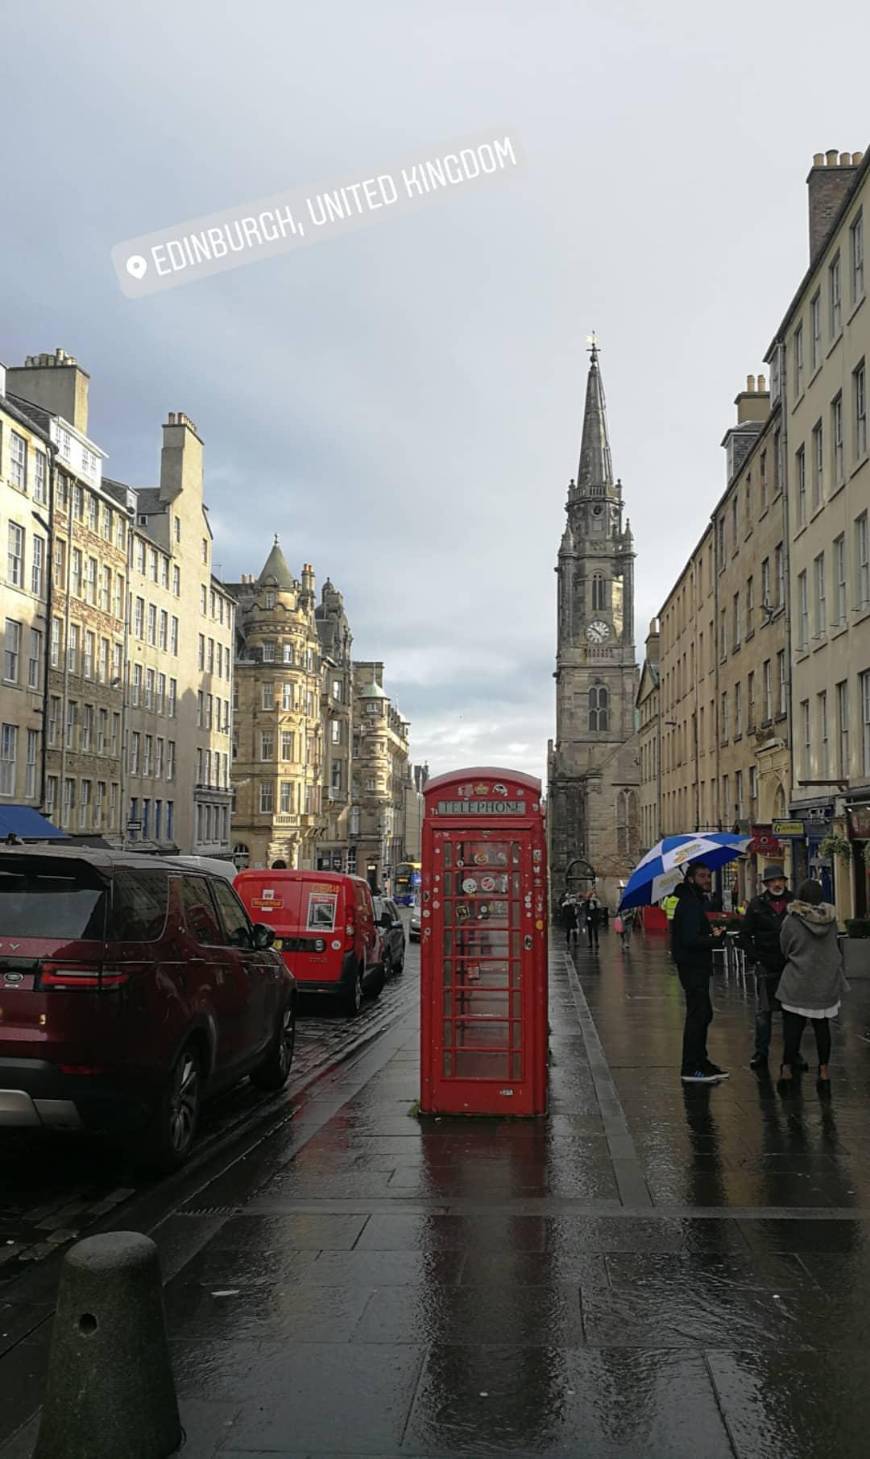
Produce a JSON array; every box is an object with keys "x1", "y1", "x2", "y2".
[
  {"x1": 591, "y1": 573, "x2": 608, "y2": 611},
  {"x1": 588, "y1": 683, "x2": 609, "y2": 732},
  {"x1": 617, "y1": 789, "x2": 640, "y2": 859}
]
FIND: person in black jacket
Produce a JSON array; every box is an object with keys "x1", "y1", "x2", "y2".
[
  {"x1": 741, "y1": 864, "x2": 794, "y2": 1070},
  {"x1": 671, "y1": 863, "x2": 728, "y2": 1083}
]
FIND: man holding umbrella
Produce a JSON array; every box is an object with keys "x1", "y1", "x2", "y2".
[
  {"x1": 620, "y1": 833, "x2": 748, "y2": 1085},
  {"x1": 671, "y1": 863, "x2": 729, "y2": 1083}
]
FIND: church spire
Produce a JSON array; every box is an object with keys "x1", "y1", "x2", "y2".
[{"x1": 576, "y1": 336, "x2": 614, "y2": 491}]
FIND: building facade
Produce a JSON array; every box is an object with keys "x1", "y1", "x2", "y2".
[
  {"x1": 1, "y1": 365, "x2": 54, "y2": 815},
  {"x1": 351, "y1": 662, "x2": 410, "y2": 891},
  {"x1": 229, "y1": 542, "x2": 325, "y2": 870},
  {"x1": 547, "y1": 345, "x2": 640, "y2": 908},
  {"x1": 766, "y1": 149, "x2": 870, "y2": 918},
  {"x1": 108, "y1": 412, "x2": 235, "y2": 855},
  {"x1": 315, "y1": 578, "x2": 353, "y2": 870},
  {"x1": 3, "y1": 351, "x2": 234, "y2": 853},
  {"x1": 635, "y1": 619, "x2": 660, "y2": 854},
  {"x1": 5, "y1": 352, "x2": 126, "y2": 837}
]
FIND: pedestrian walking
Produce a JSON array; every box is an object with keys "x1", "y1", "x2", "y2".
[
  {"x1": 584, "y1": 893, "x2": 602, "y2": 949},
  {"x1": 741, "y1": 864, "x2": 794, "y2": 1071},
  {"x1": 776, "y1": 879, "x2": 847, "y2": 1094},
  {"x1": 671, "y1": 863, "x2": 729, "y2": 1083},
  {"x1": 614, "y1": 906, "x2": 635, "y2": 949},
  {"x1": 562, "y1": 896, "x2": 579, "y2": 946}
]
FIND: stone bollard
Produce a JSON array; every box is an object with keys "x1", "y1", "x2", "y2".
[{"x1": 34, "y1": 1231, "x2": 182, "y2": 1459}]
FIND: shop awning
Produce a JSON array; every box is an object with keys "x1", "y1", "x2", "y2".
[{"x1": 0, "y1": 805, "x2": 66, "y2": 841}]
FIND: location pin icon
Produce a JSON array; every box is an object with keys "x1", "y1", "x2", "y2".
[{"x1": 126, "y1": 254, "x2": 148, "y2": 280}]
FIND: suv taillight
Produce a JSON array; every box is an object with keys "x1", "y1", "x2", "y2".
[{"x1": 40, "y1": 963, "x2": 129, "y2": 990}]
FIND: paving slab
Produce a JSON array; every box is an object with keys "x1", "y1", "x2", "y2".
[{"x1": 5, "y1": 933, "x2": 870, "y2": 1457}]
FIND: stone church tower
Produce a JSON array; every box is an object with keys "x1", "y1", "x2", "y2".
[{"x1": 547, "y1": 344, "x2": 640, "y2": 910}]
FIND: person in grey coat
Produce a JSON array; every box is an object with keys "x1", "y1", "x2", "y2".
[{"x1": 776, "y1": 879, "x2": 848, "y2": 1092}]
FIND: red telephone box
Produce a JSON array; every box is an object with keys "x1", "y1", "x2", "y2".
[{"x1": 420, "y1": 767, "x2": 548, "y2": 1117}]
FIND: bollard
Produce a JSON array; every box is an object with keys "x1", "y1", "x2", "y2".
[{"x1": 34, "y1": 1231, "x2": 182, "y2": 1459}]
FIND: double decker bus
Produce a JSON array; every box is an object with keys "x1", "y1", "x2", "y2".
[{"x1": 394, "y1": 860, "x2": 421, "y2": 905}]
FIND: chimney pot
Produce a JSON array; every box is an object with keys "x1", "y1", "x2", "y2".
[
  {"x1": 854, "y1": 151, "x2": 865, "y2": 165},
  {"x1": 758, "y1": 372, "x2": 766, "y2": 391},
  {"x1": 746, "y1": 374, "x2": 755, "y2": 393},
  {"x1": 840, "y1": 152, "x2": 852, "y2": 166},
  {"x1": 813, "y1": 152, "x2": 825, "y2": 166},
  {"x1": 826, "y1": 149, "x2": 839, "y2": 166}
]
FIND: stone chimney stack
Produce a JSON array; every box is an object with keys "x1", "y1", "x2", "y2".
[
  {"x1": 735, "y1": 373, "x2": 770, "y2": 425},
  {"x1": 645, "y1": 617, "x2": 660, "y2": 665},
  {"x1": 807, "y1": 150, "x2": 863, "y2": 262},
  {"x1": 160, "y1": 410, "x2": 203, "y2": 503},
  {"x1": 6, "y1": 349, "x2": 90, "y2": 434}
]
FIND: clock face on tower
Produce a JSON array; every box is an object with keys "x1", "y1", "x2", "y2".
[{"x1": 586, "y1": 620, "x2": 611, "y2": 643}]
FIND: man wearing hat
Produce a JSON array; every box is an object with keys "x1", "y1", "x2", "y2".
[{"x1": 742, "y1": 864, "x2": 794, "y2": 1070}]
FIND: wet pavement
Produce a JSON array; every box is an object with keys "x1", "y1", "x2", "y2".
[{"x1": 3, "y1": 929, "x2": 870, "y2": 1456}]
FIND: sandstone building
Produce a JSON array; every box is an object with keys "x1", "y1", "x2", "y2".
[
  {"x1": 766, "y1": 149, "x2": 870, "y2": 917},
  {"x1": 1, "y1": 364, "x2": 57, "y2": 816},
  {"x1": 351, "y1": 662, "x2": 410, "y2": 889},
  {"x1": 4, "y1": 352, "x2": 125, "y2": 836},
  {"x1": 107, "y1": 412, "x2": 235, "y2": 854},
  {"x1": 315, "y1": 578, "x2": 353, "y2": 870},
  {"x1": 228, "y1": 542, "x2": 327, "y2": 870},
  {"x1": 1, "y1": 350, "x2": 235, "y2": 854}
]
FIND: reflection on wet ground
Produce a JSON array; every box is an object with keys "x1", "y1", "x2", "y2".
[{"x1": 5, "y1": 931, "x2": 870, "y2": 1457}]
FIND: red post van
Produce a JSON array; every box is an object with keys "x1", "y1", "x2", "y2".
[{"x1": 233, "y1": 869, "x2": 384, "y2": 1015}]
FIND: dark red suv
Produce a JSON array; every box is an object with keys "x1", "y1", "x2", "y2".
[{"x1": 0, "y1": 847, "x2": 296, "y2": 1170}]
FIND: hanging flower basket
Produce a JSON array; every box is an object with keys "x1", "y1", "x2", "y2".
[{"x1": 819, "y1": 831, "x2": 852, "y2": 862}]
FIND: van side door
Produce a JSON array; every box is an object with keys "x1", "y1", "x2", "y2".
[{"x1": 356, "y1": 882, "x2": 377, "y2": 971}]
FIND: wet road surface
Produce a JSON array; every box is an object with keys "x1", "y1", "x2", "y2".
[{"x1": 3, "y1": 929, "x2": 870, "y2": 1456}]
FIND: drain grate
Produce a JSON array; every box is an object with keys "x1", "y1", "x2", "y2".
[{"x1": 178, "y1": 1206, "x2": 243, "y2": 1217}]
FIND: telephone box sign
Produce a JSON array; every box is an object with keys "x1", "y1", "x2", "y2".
[
  {"x1": 435, "y1": 799, "x2": 527, "y2": 816},
  {"x1": 420, "y1": 766, "x2": 548, "y2": 1118}
]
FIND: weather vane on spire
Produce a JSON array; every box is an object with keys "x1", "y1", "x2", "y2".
[{"x1": 586, "y1": 331, "x2": 600, "y2": 364}]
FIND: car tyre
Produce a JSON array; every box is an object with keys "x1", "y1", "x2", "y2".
[
  {"x1": 394, "y1": 949, "x2": 405, "y2": 974},
  {"x1": 251, "y1": 999, "x2": 296, "y2": 1091},
  {"x1": 366, "y1": 964, "x2": 385, "y2": 999},
  {"x1": 140, "y1": 1043, "x2": 201, "y2": 1174},
  {"x1": 343, "y1": 963, "x2": 364, "y2": 1016}
]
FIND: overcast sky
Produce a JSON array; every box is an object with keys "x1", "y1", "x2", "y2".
[{"x1": 3, "y1": 1, "x2": 869, "y2": 786}]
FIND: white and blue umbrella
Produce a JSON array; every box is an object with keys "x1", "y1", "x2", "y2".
[{"x1": 618, "y1": 833, "x2": 750, "y2": 911}]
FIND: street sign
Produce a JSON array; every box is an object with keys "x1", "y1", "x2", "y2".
[{"x1": 772, "y1": 820, "x2": 805, "y2": 838}]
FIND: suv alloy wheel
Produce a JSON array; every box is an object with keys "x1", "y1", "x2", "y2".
[
  {"x1": 251, "y1": 1000, "x2": 296, "y2": 1090},
  {"x1": 142, "y1": 1043, "x2": 201, "y2": 1173}
]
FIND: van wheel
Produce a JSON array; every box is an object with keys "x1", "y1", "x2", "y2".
[
  {"x1": 251, "y1": 999, "x2": 296, "y2": 1091},
  {"x1": 343, "y1": 965, "x2": 364, "y2": 1016},
  {"x1": 140, "y1": 1044, "x2": 201, "y2": 1174}
]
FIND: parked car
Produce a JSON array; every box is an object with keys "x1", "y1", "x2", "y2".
[
  {"x1": 234, "y1": 869, "x2": 383, "y2": 1015},
  {"x1": 409, "y1": 899, "x2": 421, "y2": 942},
  {"x1": 373, "y1": 896, "x2": 406, "y2": 977},
  {"x1": 162, "y1": 854, "x2": 238, "y2": 882},
  {"x1": 0, "y1": 847, "x2": 296, "y2": 1171}
]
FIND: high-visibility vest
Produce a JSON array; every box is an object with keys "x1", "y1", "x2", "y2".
[{"x1": 662, "y1": 895, "x2": 678, "y2": 921}]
